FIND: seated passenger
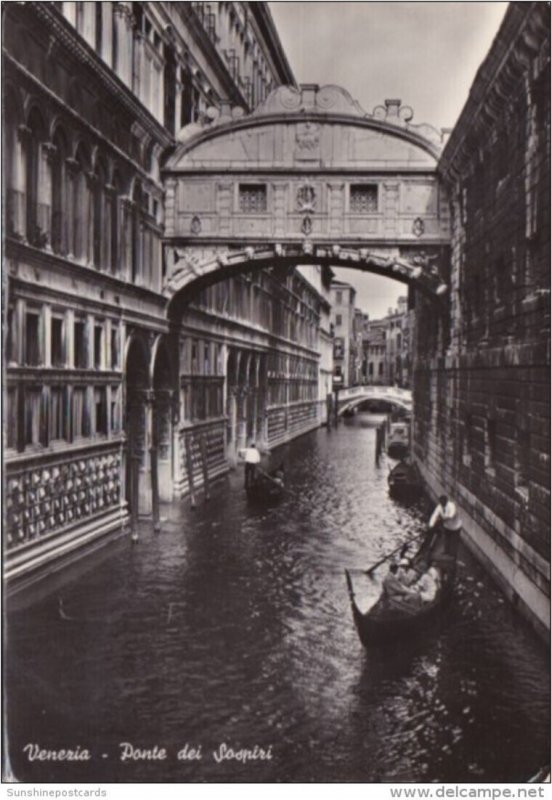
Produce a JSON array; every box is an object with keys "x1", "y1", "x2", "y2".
[
  {"x1": 415, "y1": 563, "x2": 441, "y2": 603},
  {"x1": 398, "y1": 557, "x2": 419, "y2": 586},
  {"x1": 382, "y1": 563, "x2": 422, "y2": 612}
]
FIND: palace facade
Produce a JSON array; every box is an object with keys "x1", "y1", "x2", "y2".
[{"x1": 3, "y1": 2, "x2": 331, "y2": 581}]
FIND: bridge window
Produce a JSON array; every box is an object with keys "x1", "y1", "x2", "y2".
[
  {"x1": 239, "y1": 183, "x2": 267, "y2": 213},
  {"x1": 350, "y1": 184, "x2": 378, "y2": 214}
]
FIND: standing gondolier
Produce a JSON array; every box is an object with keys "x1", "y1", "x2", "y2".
[
  {"x1": 242, "y1": 441, "x2": 261, "y2": 489},
  {"x1": 429, "y1": 494, "x2": 462, "y2": 556}
]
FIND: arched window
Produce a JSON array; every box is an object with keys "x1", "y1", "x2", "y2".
[
  {"x1": 72, "y1": 144, "x2": 91, "y2": 262},
  {"x1": 110, "y1": 170, "x2": 121, "y2": 274},
  {"x1": 25, "y1": 108, "x2": 47, "y2": 245},
  {"x1": 93, "y1": 160, "x2": 108, "y2": 269},
  {"x1": 131, "y1": 181, "x2": 143, "y2": 283},
  {"x1": 51, "y1": 128, "x2": 68, "y2": 255},
  {"x1": 4, "y1": 87, "x2": 24, "y2": 237}
]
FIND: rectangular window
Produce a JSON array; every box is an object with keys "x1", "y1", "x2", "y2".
[
  {"x1": 7, "y1": 307, "x2": 17, "y2": 364},
  {"x1": 6, "y1": 387, "x2": 18, "y2": 449},
  {"x1": 350, "y1": 184, "x2": 378, "y2": 213},
  {"x1": 94, "y1": 387, "x2": 107, "y2": 435},
  {"x1": 24, "y1": 387, "x2": 42, "y2": 446},
  {"x1": 239, "y1": 184, "x2": 267, "y2": 213},
  {"x1": 110, "y1": 386, "x2": 120, "y2": 433},
  {"x1": 336, "y1": 291, "x2": 342, "y2": 304},
  {"x1": 94, "y1": 324, "x2": 104, "y2": 369},
  {"x1": 111, "y1": 327, "x2": 119, "y2": 369},
  {"x1": 51, "y1": 317, "x2": 64, "y2": 367},
  {"x1": 50, "y1": 386, "x2": 66, "y2": 441},
  {"x1": 25, "y1": 311, "x2": 40, "y2": 365},
  {"x1": 74, "y1": 320, "x2": 87, "y2": 368},
  {"x1": 72, "y1": 387, "x2": 88, "y2": 438},
  {"x1": 204, "y1": 343, "x2": 210, "y2": 375},
  {"x1": 335, "y1": 314, "x2": 342, "y2": 326}
]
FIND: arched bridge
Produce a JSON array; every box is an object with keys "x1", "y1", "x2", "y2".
[
  {"x1": 162, "y1": 83, "x2": 451, "y2": 317},
  {"x1": 337, "y1": 386, "x2": 412, "y2": 416}
]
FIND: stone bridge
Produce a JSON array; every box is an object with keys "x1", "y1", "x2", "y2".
[
  {"x1": 161, "y1": 83, "x2": 451, "y2": 317},
  {"x1": 337, "y1": 385, "x2": 412, "y2": 416}
]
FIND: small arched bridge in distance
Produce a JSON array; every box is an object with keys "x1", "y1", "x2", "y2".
[{"x1": 337, "y1": 386, "x2": 412, "y2": 416}]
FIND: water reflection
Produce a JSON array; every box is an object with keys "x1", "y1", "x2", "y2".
[{"x1": 6, "y1": 414, "x2": 550, "y2": 783}]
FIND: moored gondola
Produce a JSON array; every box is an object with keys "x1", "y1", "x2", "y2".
[
  {"x1": 388, "y1": 459, "x2": 423, "y2": 502},
  {"x1": 345, "y1": 532, "x2": 456, "y2": 647},
  {"x1": 245, "y1": 469, "x2": 285, "y2": 504}
]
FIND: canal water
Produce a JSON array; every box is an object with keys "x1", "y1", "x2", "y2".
[{"x1": 6, "y1": 415, "x2": 550, "y2": 783}]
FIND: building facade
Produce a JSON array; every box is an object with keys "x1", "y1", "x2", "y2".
[
  {"x1": 363, "y1": 297, "x2": 412, "y2": 387},
  {"x1": 330, "y1": 280, "x2": 357, "y2": 388},
  {"x1": 413, "y1": 2, "x2": 550, "y2": 639},
  {"x1": 3, "y1": 1, "x2": 331, "y2": 580}
]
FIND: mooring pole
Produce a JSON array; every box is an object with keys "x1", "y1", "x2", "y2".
[
  {"x1": 185, "y1": 435, "x2": 197, "y2": 509},
  {"x1": 200, "y1": 433, "x2": 210, "y2": 501}
]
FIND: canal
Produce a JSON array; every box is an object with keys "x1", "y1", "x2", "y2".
[{"x1": 6, "y1": 415, "x2": 550, "y2": 783}]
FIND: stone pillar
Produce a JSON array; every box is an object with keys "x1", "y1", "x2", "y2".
[
  {"x1": 137, "y1": 389, "x2": 153, "y2": 515},
  {"x1": 113, "y1": 3, "x2": 134, "y2": 87},
  {"x1": 236, "y1": 388, "x2": 247, "y2": 451},
  {"x1": 43, "y1": 305, "x2": 52, "y2": 368}
]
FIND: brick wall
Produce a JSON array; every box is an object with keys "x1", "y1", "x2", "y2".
[{"x1": 413, "y1": 2, "x2": 551, "y2": 640}]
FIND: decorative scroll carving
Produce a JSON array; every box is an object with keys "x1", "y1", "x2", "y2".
[
  {"x1": 412, "y1": 217, "x2": 425, "y2": 237},
  {"x1": 296, "y1": 183, "x2": 317, "y2": 212},
  {"x1": 301, "y1": 215, "x2": 312, "y2": 236},
  {"x1": 295, "y1": 122, "x2": 321, "y2": 158}
]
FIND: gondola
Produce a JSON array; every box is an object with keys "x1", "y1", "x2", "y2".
[
  {"x1": 386, "y1": 419, "x2": 410, "y2": 460},
  {"x1": 345, "y1": 532, "x2": 457, "y2": 647},
  {"x1": 388, "y1": 459, "x2": 423, "y2": 502},
  {"x1": 245, "y1": 469, "x2": 285, "y2": 504}
]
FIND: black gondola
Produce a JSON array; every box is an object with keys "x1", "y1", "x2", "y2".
[
  {"x1": 245, "y1": 469, "x2": 285, "y2": 504},
  {"x1": 345, "y1": 532, "x2": 457, "y2": 647},
  {"x1": 388, "y1": 459, "x2": 423, "y2": 501}
]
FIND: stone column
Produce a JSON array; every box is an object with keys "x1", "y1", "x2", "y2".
[{"x1": 113, "y1": 3, "x2": 134, "y2": 87}]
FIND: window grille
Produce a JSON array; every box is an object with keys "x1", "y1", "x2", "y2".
[
  {"x1": 24, "y1": 387, "x2": 42, "y2": 446},
  {"x1": 51, "y1": 317, "x2": 64, "y2": 367},
  {"x1": 25, "y1": 312, "x2": 40, "y2": 366},
  {"x1": 50, "y1": 386, "x2": 66, "y2": 440},
  {"x1": 239, "y1": 184, "x2": 267, "y2": 213},
  {"x1": 74, "y1": 320, "x2": 87, "y2": 368},
  {"x1": 72, "y1": 387, "x2": 88, "y2": 438},
  {"x1": 95, "y1": 387, "x2": 108, "y2": 435},
  {"x1": 350, "y1": 184, "x2": 378, "y2": 213}
]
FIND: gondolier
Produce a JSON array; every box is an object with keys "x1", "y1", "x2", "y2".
[
  {"x1": 429, "y1": 494, "x2": 462, "y2": 555},
  {"x1": 242, "y1": 441, "x2": 261, "y2": 489}
]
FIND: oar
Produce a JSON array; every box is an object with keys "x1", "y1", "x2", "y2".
[{"x1": 363, "y1": 531, "x2": 427, "y2": 577}]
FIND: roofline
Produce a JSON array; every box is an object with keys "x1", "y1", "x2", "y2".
[{"x1": 251, "y1": 4, "x2": 297, "y2": 87}]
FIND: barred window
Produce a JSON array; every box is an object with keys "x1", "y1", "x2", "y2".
[
  {"x1": 6, "y1": 387, "x2": 18, "y2": 449},
  {"x1": 350, "y1": 184, "x2": 378, "y2": 213},
  {"x1": 94, "y1": 387, "x2": 108, "y2": 435},
  {"x1": 24, "y1": 387, "x2": 43, "y2": 446},
  {"x1": 50, "y1": 386, "x2": 66, "y2": 441},
  {"x1": 72, "y1": 387, "x2": 88, "y2": 438},
  {"x1": 25, "y1": 311, "x2": 41, "y2": 366},
  {"x1": 51, "y1": 317, "x2": 65, "y2": 367},
  {"x1": 239, "y1": 184, "x2": 267, "y2": 213}
]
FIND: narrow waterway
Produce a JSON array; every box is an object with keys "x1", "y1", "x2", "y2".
[{"x1": 6, "y1": 415, "x2": 550, "y2": 783}]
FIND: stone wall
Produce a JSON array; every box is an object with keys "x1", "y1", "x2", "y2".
[{"x1": 413, "y1": 2, "x2": 550, "y2": 640}]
